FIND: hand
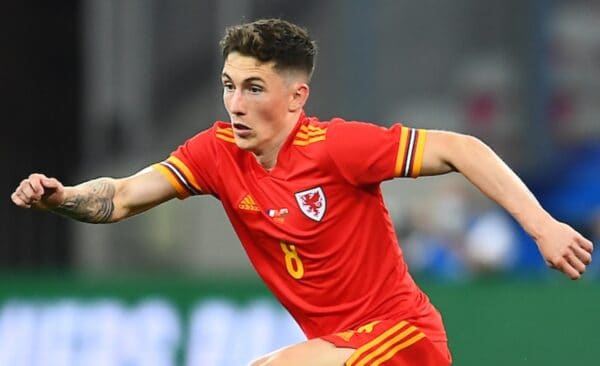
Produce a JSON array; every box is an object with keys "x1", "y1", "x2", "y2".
[
  {"x1": 11, "y1": 173, "x2": 66, "y2": 210},
  {"x1": 535, "y1": 220, "x2": 594, "y2": 280}
]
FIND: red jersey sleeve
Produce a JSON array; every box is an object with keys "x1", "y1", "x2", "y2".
[
  {"x1": 325, "y1": 120, "x2": 427, "y2": 186},
  {"x1": 152, "y1": 126, "x2": 220, "y2": 199}
]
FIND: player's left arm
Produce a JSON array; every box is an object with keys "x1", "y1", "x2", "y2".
[{"x1": 419, "y1": 130, "x2": 593, "y2": 279}]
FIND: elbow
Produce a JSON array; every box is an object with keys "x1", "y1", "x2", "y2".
[
  {"x1": 110, "y1": 182, "x2": 133, "y2": 223},
  {"x1": 111, "y1": 195, "x2": 134, "y2": 223},
  {"x1": 109, "y1": 209, "x2": 126, "y2": 223},
  {"x1": 457, "y1": 133, "x2": 484, "y2": 148},
  {"x1": 445, "y1": 133, "x2": 488, "y2": 172}
]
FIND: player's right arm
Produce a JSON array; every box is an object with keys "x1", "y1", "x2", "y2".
[{"x1": 11, "y1": 168, "x2": 177, "y2": 223}]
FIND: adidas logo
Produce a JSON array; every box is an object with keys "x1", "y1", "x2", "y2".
[{"x1": 239, "y1": 194, "x2": 260, "y2": 212}]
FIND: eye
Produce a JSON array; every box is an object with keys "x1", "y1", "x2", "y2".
[
  {"x1": 223, "y1": 82, "x2": 234, "y2": 92},
  {"x1": 249, "y1": 85, "x2": 263, "y2": 94}
]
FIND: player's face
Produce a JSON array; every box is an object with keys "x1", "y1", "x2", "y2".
[{"x1": 221, "y1": 52, "x2": 305, "y2": 155}]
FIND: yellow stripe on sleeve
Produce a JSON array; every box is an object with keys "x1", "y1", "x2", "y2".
[
  {"x1": 167, "y1": 156, "x2": 203, "y2": 193},
  {"x1": 394, "y1": 127, "x2": 410, "y2": 176},
  {"x1": 410, "y1": 129, "x2": 427, "y2": 177},
  {"x1": 152, "y1": 163, "x2": 190, "y2": 199}
]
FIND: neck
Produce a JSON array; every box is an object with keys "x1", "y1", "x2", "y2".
[
  {"x1": 255, "y1": 143, "x2": 283, "y2": 171},
  {"x1": 254, "y1": 111, "x2": 302, "y2": 170}
]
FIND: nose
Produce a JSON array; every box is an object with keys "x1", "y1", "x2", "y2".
[{"x1": 227, "y1": 89, "x2": 246, "y2": 116}]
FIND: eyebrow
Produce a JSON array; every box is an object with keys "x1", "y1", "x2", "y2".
[{"x1": 221, "y1": 72, "x2": 266, "y2": 84}]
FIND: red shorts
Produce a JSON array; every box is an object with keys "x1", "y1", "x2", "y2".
[{"x1": 321, "y1": 319, "x2": 452, "y2": 366}]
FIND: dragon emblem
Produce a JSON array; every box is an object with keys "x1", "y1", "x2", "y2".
[{"x1": 295, "y1": 187, "x2": 326, "y2": 221}]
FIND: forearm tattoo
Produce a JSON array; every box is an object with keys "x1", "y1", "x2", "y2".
[{"x1": 52, "y1": 179, "x2": 116, "y2": 223}]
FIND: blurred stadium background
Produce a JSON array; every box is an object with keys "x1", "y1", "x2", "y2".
[{"x1": 2, "y1": 1, "x2": 599, "y2": 365}]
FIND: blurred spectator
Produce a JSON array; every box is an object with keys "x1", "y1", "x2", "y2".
[
  {"x1": 398, "y1": 176, "x2": 518, "y2": 280},
  {"x1": 463, "y1": 209, "x2": 517, "y2": 274},
  {"x1": 399, "y1": 178, "x2": 468, "y2": 281}
]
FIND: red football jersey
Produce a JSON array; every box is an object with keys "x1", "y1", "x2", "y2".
[{"x1": 153, "y1": 113, "x2": 447, "y2": 343}]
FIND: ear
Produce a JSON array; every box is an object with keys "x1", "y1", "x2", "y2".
[{"x1": 288, "y1": 83, "x2": 310, "y2": 112}]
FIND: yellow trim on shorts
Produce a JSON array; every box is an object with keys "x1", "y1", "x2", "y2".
[{"x1": 346, "y1": 320, "x2": 425, "y2": 366}]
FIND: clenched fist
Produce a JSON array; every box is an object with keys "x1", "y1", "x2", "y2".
[
  {"x1": 534, "y1": 219, "x2": 594, "y2": 280},
  {"x1": 11, "y1": 173, "x2": 66, "y2": 210}
]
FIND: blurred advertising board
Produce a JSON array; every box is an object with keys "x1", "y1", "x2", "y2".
[{"x1": 0, "y1": 274, "x2": 598, "y2": 366}]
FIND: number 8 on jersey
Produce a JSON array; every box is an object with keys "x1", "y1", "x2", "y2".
[{"x1": 280, "y1": 241, "x2": 305, "y2": 279}]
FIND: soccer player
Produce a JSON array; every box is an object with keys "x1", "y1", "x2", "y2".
[{"x1": 11, "y1": 19, "x2": 593, "y2": 366}]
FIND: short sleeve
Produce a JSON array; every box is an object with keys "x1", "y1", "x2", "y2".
[
  {"x1": 152, "y1": 127, "x2": 220, "y2": 199},
  {"x1": 325, "y1": 120, "x2": 427, "y2": 186}
]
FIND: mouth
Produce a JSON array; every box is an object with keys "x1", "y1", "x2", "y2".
[
  {"x1": 232, "y1": 122, "x2": 251, "y2": 131},
  {"x1": 232, "y1": 121, "x2": 253, "y2": 138}
]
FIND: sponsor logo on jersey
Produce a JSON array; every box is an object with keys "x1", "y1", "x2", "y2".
[
  {"x1": 238, "y1": 194, "x2": 260, "y2": 212},
  {"x1": 294, "y1": 187, "x2": 326, "y2": 222}
]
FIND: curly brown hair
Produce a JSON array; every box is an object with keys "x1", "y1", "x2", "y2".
[{"x1": 220, "y1": 18, "x2": 317, "y2": 80}]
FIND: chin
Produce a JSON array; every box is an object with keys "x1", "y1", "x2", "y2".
[{"x1": 233, "y1": 136, "x2": 256, "y2": 152}]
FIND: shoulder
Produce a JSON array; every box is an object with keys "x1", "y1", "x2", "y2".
[
  {"x1": 327, "y1": 118, "x2": 403, "y2": 135},
  {"x1": 291, "y1": 116, "x2": 376, "y2": 147},
  {"x1": 289, "y1": 116, "x2": 404, "y2": 154},
  {"x1": 318, "y1": 117, "x2": 406, "y2": 151},
  {"x1": 290, "y1": 116, "x2": 330, "y2": 147}
]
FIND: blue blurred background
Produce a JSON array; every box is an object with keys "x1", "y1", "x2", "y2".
[{"x1": 2, "y1": 1, "x2": 599, "y2": 365}]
